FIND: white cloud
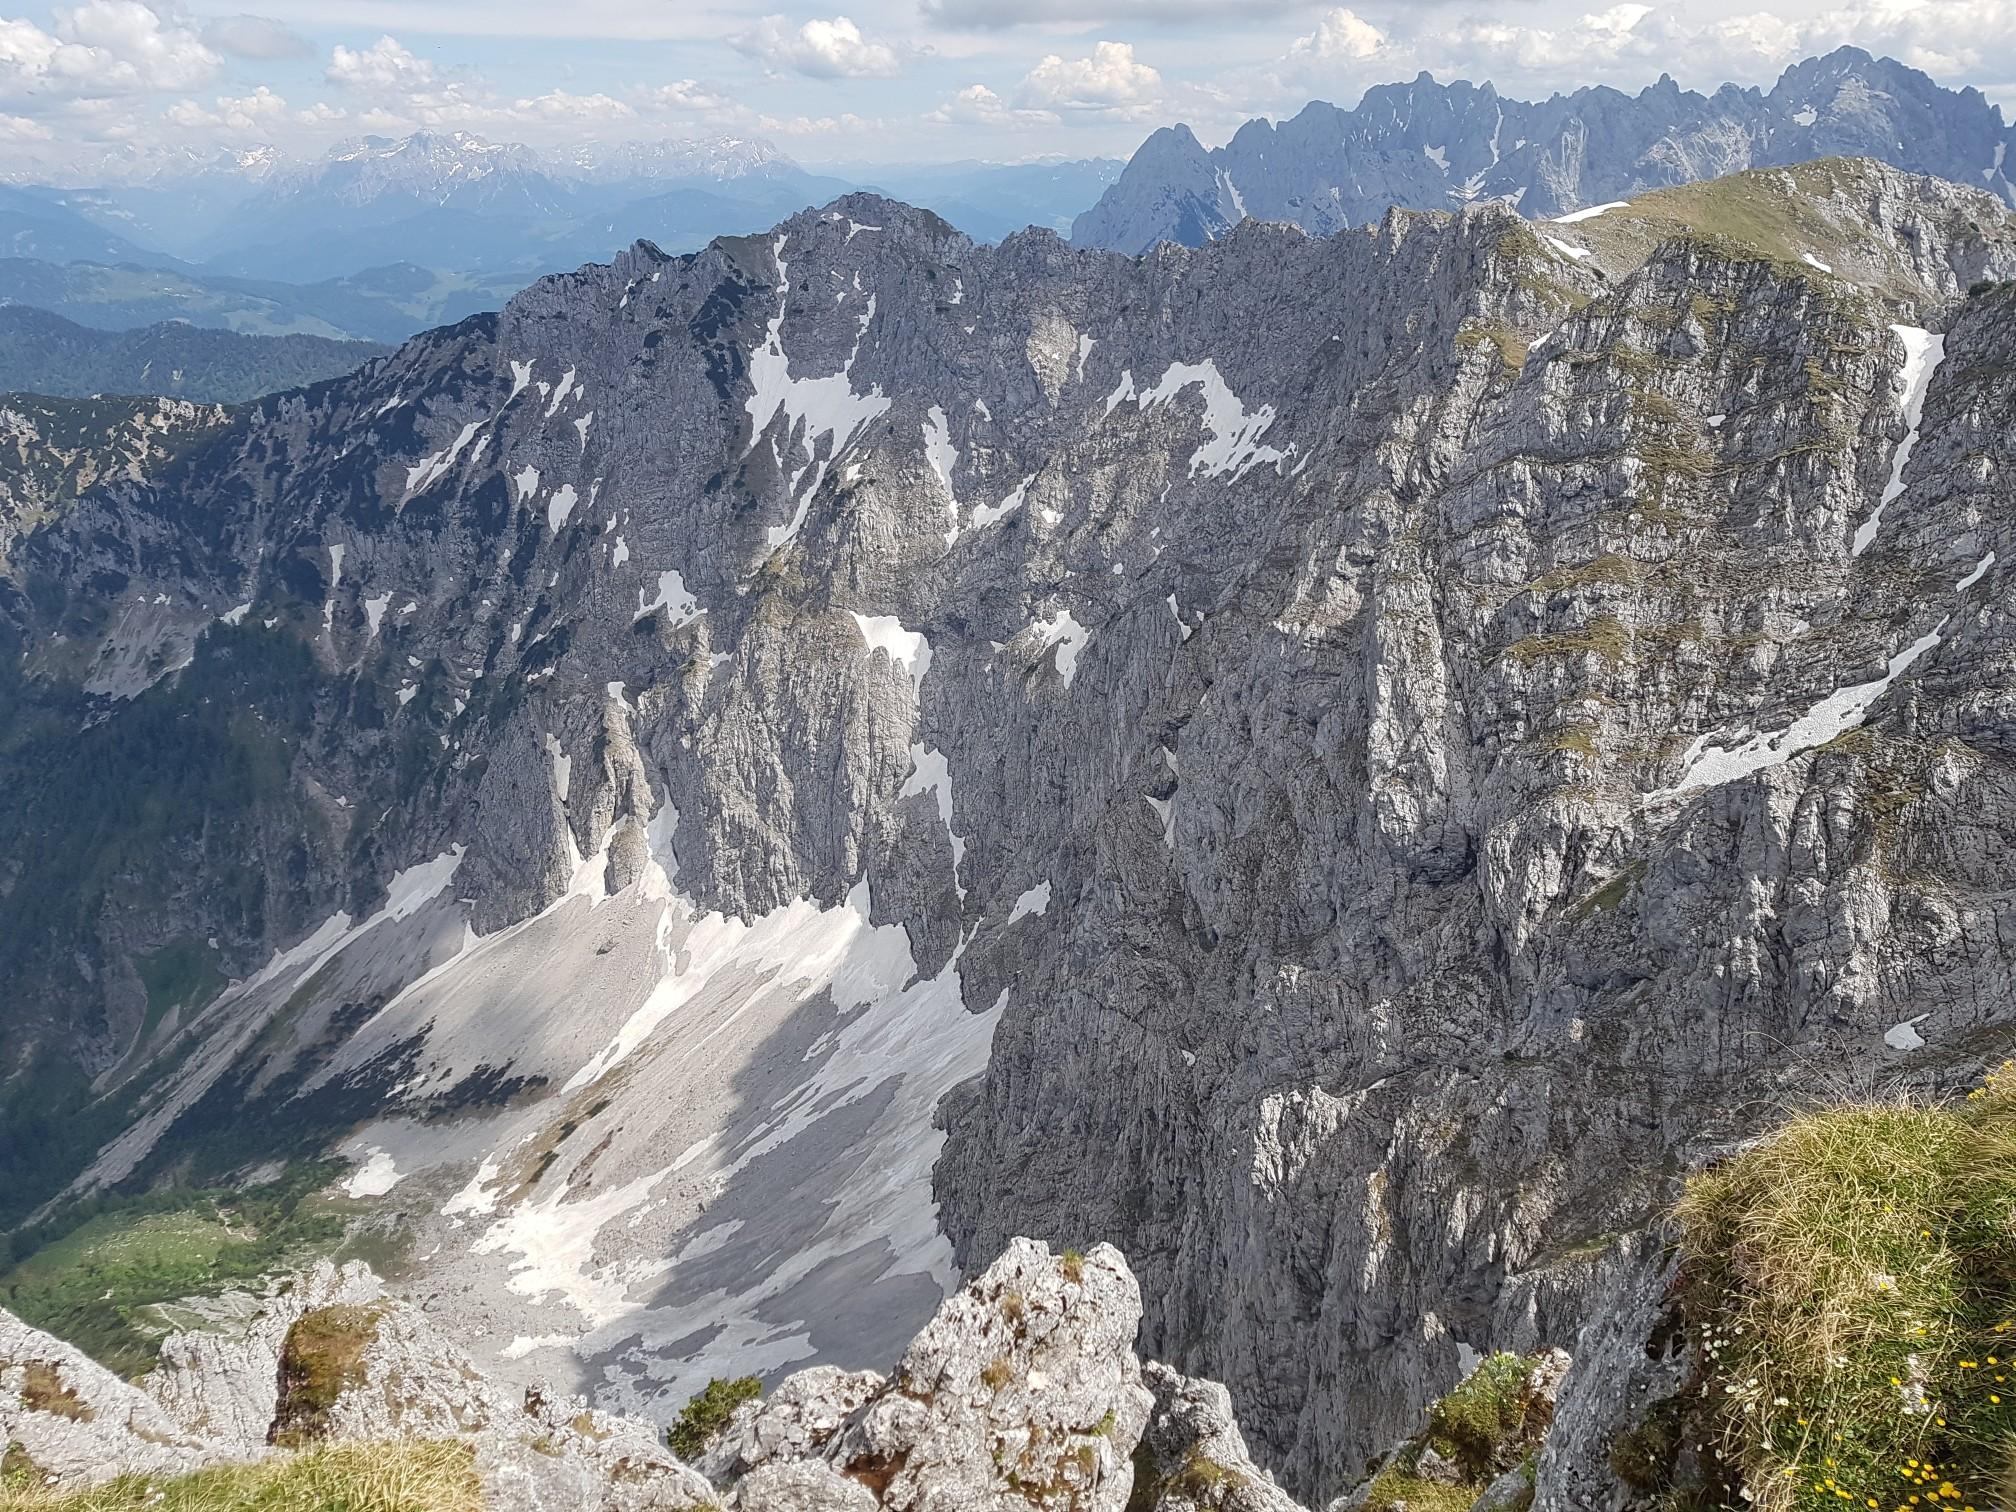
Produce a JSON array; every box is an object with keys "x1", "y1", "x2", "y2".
[
  {"x1": 1285, "y1": 7, "x2": 1386, "y2": 68},
  {"x1": 327, "y1": 35, "x2": 437, "y2": 93},
  {"x1": 0, "y1": 1, "x2": 219, "y2": 103},
  {"x1": 926, "y1": 81, "x2": 1058, "y2": 127},
  {"x1": 731, "y1": 14, "x2": 903, "y2": 79},
  {"x1": 510, "y1": 88, "x2": 633, "y2": 122},
  {"x1": 639, "y1": 78, "x2": 731, "y2": 113},
  {"x1": 200, "y1": 14, "x2": 310, "y2": 60},
  {"x1": 165, "y1": 82, "x2": 287, "y2": 130},
  {"x1": 1017, "y1": 40, "x2": 1162, "y2": 114},
  {"x1": 924, "y1": 0, "x2": 1320, "y2": 26},
  {"x1": 1814, "y1": 0, "x2": 2016, "y2": 81},
  {"x1": 0, "y1": 110, "x2": 50, "y2": 139}
]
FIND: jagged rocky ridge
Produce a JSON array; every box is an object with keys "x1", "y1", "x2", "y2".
[
  {"x1": 5, "y1": 157, "x2": 2016, "y2": 1507},
  {"x1": 0, "y1": 1239, "x2": 1303, "y2": 1512},
  {"x1": 1075, "y1": 47, "x2": 2016, "y2": 253}
]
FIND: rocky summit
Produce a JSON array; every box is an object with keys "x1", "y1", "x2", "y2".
[
  {"x1": 3, "y1": 151, "x2": 2016, "y2": 1510},
  {"x1": 0, "y1": 1240, "x2": 1301, "y2": 1512}
]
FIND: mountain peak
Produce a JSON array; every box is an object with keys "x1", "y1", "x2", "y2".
[{"x1": 1076, "y1": 49, "x2": 2016, "y2": 251}]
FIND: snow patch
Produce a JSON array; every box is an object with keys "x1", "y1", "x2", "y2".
[
  {"x1": 343, "y1": 1150, "x2": 404, "y2": 1199},
  {"x1": 364, "y1": 594, "x2": 390, "y2": 637},
  {"x1": 849, "y1": 611, "x2": 932, "y2": 695},
  {"x1": 1885, "y1": 1015, "x2": 1928, "y2": 1051},
  {"x1": 1104, "y1": 370, "x2": 1136, "y2": 416},
  {"x1": 514, "y1": 464, "x2": 541, "y2": 503},
  {"x1": 500, "y1": 1334, "x2": 573, "y2": 1361},
  {"x1": 1544, "y1": 236, "x2": 1592, "y2": 261},
  {"x1": 1028, "y1": 610, "x2": 1088, "y2": 685},
  {"x1": 1801, "y1": 253, "x2": 1833, "y2": 273},
  {"x1": 1135, "y1": 360, "x2": 1289, "y2": 479},
  {"x1": 548, "y1": 483, "x2": 579, "y2": 534},
  {"x1": 1958, "y1": 550, "x2": 1996, "y2": 591},
  {"x1": 1007, "y1": 881, "x2": 1050, "y2": 924},
  {"x1": 636, "y1": 570, "x2": 701, "y2": 627}
]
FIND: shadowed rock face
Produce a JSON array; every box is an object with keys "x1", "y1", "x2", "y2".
[
  {"x1": 1074, "y1": 47, "x2": 2016, "y2": 254},
  {"x1": 4, "y1": 158, "x2": 2016, "y2": 1508}
]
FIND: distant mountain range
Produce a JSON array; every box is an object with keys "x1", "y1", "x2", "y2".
[
  {"x1": 0, "y1": 133, "x2": 1127, "y2": 360},
  {"x1": 1075, "y1": 47, "x2": 2016, "y2": 251},
  {"x1": 0, "y1": 308, "x2": 386, "y2": 403},
  {"x1": 0, "y1": 257, "x2": 522, "y2": 345},
  {"x1": 0, "y1": 185, "x2": 184, "y2": 270},
  {"x1": 0, "y1": 48, "x2": 2010, "y2": 378},
  {"x1": 30, "y1": 131, "x2": 850, "y2": 283}
]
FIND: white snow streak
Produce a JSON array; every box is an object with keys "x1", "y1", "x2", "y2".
[
  {"x1": 1852, "y1": 325, "x2": 1944, "y2": 557},
  {"x1": 970, "y1": 476, "x2": 1030, "y2": 531},
  {"x1": 322, "y1": 543, "x2": 345, "y2": 631},
  {"x1": 404, "y1": 421, "x2": 484, "y2": 498},
  {"x1": 1552, "y1": 200, "x2": 1631, "y2": 223},
  {"x1": 1652, "y1": 622, "x2": 1948, "y2": 797},
  {"x1": 923, "y1": 404, "x2": 960, "y2": 545},
  {"x1": 545, "y1": 367, "x2": 576, "y2": 419}
]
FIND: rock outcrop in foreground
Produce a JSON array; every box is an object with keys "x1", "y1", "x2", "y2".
[{"x1": 0, "y1": 1240, "x2": 1305, "y2": 1512}]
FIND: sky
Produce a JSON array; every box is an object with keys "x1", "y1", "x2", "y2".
[{"x1": 1, "y1": 0, "x2": 2014, "y2": 177}]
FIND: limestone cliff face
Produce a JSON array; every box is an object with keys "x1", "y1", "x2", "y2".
[{"x1": 3, "y1": 160, "x2": 2015, "y2": 1509}]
